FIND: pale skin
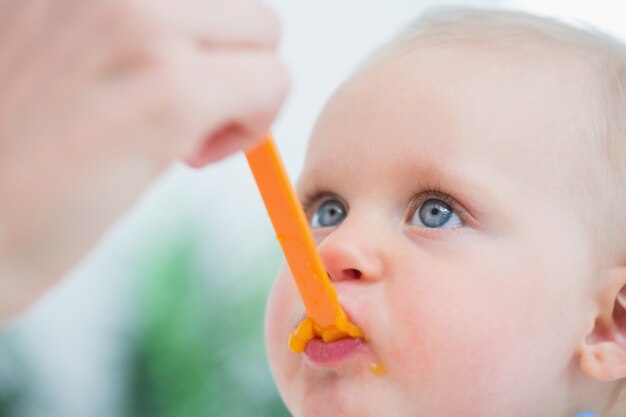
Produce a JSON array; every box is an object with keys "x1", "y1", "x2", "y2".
[
  {"x1": 0, "y1": 0, "x2": 288, "y2": 320},
  {"x1": 265, "y1": 44, "x2": 626, "y2": 417}
]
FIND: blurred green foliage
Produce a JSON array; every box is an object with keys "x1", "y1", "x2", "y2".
[
  {"x1": 0, "y1": 220, "x2": 290, "y2": 417},
  {"x1": 121, "y1": 230, "x2": 291, "y2": 417}
]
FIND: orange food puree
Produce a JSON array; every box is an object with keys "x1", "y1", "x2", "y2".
[
  {"x1": 288, "y1": 316, "x2": 363, "y2": 353},
  {"x1": 369, "y1": 362, "x2": 387, "y2": 376}
]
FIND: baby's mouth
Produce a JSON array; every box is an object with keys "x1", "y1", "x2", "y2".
[
  {"x1": 289, "y1": 311, "x2": 386, "y2": 374},
  {"x1": 304, "y1": 337, "x2": 366, "y2": 364},
  {"x1": 290, "y1": 307, "x2": 374, "y2": 358}
]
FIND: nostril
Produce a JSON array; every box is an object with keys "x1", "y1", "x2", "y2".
[
  {"x1": 328, "y1": 269, "x2": 362, "y2": 282},
  {"x1": 345, "y1": 268, "x2": 362, "y2": 280}
]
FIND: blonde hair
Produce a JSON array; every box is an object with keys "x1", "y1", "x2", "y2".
[{"x1": 370, "y1": 7, "x2": 626, "y2": 415}]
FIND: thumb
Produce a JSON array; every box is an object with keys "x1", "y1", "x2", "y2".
[{"x1": 183, "y1": 50, "x2": 289, "y2": 166}]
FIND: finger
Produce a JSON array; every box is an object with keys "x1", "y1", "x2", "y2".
[
  {"x1": 145, "y1": 41, "x2": 288, "y2": 165},
  {"x1": 185, "y1": 52, "x2": 289, "y2": 166},
  {"x1": 187, "y1": 51, "x2": 289, "y2": 165},
  {"x1": 131, "y1": 0, "x2": 281, "y2": 49},
  {"x1": 185, "y1": 123, "x2": 260, "y2": 167}
]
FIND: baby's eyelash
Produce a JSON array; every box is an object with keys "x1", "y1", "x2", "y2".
[
  {"x1": 406, "y1": 183, "x2": 467, "y2": 221},
  {"x1": 299, "y1": 188, "x2": 337, "y2": 215}
]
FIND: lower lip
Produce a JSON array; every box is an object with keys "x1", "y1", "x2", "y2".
[{"x1": 304, "y1": 338, "x2": 365, "y2": 364}]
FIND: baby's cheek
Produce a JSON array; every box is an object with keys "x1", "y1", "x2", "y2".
[
  {"x1": 266, "y1": 268, "x2": 295, "y2": 351},
  {"x1": 264, "y1": 266, "x2": 304, "y2": 406},
  {"x1": 383, "y1": 284, "x2": 527, "y2": 413}
]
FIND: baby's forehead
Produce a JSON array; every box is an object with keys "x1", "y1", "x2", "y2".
[
  {"x1": 302, "y1": 41, "x2": 599, "y2": 212},
  {"x1": 315, "y1": 42, "x2": 593, "y2": 155}
]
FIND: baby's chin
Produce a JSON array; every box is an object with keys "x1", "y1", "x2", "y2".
[{"x1": 277, "y1": 369, "x2": 391, "y2": 417}]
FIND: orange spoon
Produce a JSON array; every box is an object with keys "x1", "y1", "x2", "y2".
[{"x1": 245, "y1": 133, "x2": 363, "y2": 352}]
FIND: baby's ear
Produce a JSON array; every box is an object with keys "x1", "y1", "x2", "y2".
[{"x1": 578, "y1": 266, "x2": 626, "y2": 381}]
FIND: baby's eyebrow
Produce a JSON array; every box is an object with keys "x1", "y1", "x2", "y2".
[{"x1": 397, "y1": 161, "x2": 499, "y2": 221}]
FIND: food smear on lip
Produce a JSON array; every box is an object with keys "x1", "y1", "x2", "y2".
[
  {"x1": 294, "y1": 323, "x2": 386, "y2": 376},
  {"x1": 289, "y1": 316, "x2": 363, "y2": 353},
  {"x1": 245, "y1": 135, "x2": 365, "y2": 353}
]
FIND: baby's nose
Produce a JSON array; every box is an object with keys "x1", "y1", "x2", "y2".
[{"x1": 318, "y1": 227, "x2": 384, "y2": 283}]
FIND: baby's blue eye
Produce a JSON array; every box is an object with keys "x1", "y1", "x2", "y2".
[
  {"x1": 410, "y1": 198, "x2": 461, "y2": 228},
  {"x1": 311, "y1": 199, "x2": 346, "y2": 228}
]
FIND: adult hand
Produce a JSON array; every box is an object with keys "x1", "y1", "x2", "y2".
[{"x1": 0, "y1": 0, "x2": 288, "y2": 320}]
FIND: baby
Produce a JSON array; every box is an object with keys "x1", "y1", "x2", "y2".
[{"x1": 264, "y1": 8, "x2": 626, "y2": 417}]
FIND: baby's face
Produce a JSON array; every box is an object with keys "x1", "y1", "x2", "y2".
[{"x1": 265, "y1": 46, "x2": 599, "y2": 417}]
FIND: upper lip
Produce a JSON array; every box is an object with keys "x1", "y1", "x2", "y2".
[{"x1": 338, "y1": 303, "x2": 365, "y2": 335}]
